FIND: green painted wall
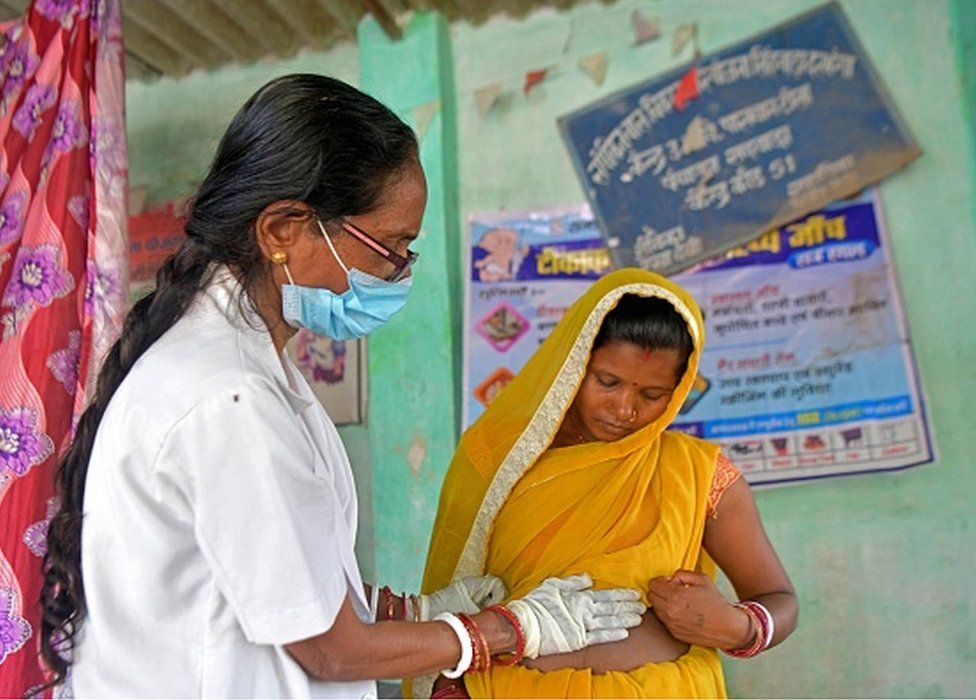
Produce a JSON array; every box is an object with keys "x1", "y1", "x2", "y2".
[
  {"x1": 357, "y1": 12, "x2": 463, "y2": 593},
  {"x1": 952, "y1": 0, "x2": 976, "y2": 131},
  {"x1": 951, "y1": 0, "x2": 976, "y2": 235},
  {"x1": 125, "y1": 0, "x2": 976, "y2": 694},
  {"x1": 450, "y1": 1, "x2": 976, "y2": 696},
  {"x1": 126, "y1": 48, "x2": 359, "y2": 204}
]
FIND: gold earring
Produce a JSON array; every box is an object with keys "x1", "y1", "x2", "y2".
[{"x1": 271, "y1": 251, "x2": 288, "y2": 265}]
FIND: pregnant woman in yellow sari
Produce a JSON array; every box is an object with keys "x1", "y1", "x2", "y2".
[{"x1": 415, "y1": 268, "x2": 797, "y2": 698}]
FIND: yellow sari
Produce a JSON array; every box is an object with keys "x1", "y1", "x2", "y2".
[{"x1": 415, "y1": 269, "x2": 725, "y2": 698}]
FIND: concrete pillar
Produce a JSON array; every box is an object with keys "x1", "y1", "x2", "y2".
[{"x1": 358, "y1": 11, "x2": 461, "y2": 591}]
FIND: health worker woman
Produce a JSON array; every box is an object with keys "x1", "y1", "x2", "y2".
[{"x1": 37, "y1": 74, "x2": 642, "y2": 698}]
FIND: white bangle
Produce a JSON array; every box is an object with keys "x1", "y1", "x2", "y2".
[
  {"x1": 369, "y1": 584, "x2": 380, "y2": 623},
  {"x1": 750, "y1": 601, "x2": 775, "y2": 649},
  {"x1": 434, "y1": 612, "x2": 472, "y2": 679}
]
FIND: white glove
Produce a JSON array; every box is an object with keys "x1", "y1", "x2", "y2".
[
  {"x1": 507, "y1": 573, "x2": 644, "y2": 658},
  {"x1": 417, "y1": 575, "x2": 508, "y2": 621}
]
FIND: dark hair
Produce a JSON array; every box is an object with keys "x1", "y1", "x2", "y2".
[
  {"x1": 593, "y1": 294, "x2": 695, "y2": 379},
  {"x1": 39, "y1": 74, "x2": 418, "y2": 686}
]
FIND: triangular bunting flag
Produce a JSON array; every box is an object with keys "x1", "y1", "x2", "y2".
[
  {"x1": 681, "y1": 115, "x2": 709, "y2": 154},
  {"x1": 524, "y1": 68, "x2": 549, "y2": 95},
  {"x1": 578, "y1": 52, "x2": 609, "y2": 86},
  {"x1": 474, "y1": 82, "x2": 503, "y2": 116},
  {"x1": 631, "y1": 10, "x2": 661, "y2": 45},
  {"x1": 672, "y1": 23, "x2": 698, "y2": 57},
  {"x1": 674, "y1": 66, "x2": 700, "y2": 111},
  {"x1": 412, "y1": 99, "x2": 441, "y2": 140}
]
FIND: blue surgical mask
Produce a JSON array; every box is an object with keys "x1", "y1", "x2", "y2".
[{"x1": 280, "y1": 224, "x2": 412, "y2": 340}]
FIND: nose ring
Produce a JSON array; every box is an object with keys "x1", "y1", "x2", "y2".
[{"x1": 628, "y1": 409, "x2": 637, "y2": 422}]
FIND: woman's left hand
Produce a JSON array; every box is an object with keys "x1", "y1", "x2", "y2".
[{"x1": 648, "y1": 569, "x2": 752, "y2": 650}]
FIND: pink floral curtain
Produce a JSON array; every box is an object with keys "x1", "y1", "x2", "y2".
[{"x1": 0, "y1": 0, "x2": 127, "y2": 694}]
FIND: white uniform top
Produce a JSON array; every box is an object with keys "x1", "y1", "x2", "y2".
[{"x1": 72, "y1": 268, "x2": 376, "y2": 699}]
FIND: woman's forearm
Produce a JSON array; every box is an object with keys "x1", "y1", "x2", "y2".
[
  {"x1": 303, "y1": 618, "x2": 462, "y2": 681},
  {"x1": 286, "y1": 595, "x2": 516, "y2": 682}
]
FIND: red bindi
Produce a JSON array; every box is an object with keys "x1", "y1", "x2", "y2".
[{"x1": 641, "y1": 348, "x2": 653, "y2": 361}]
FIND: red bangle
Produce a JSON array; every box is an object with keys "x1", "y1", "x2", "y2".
[
  {"x1": 484, "y1": 605, "x2": 525, "y2": 667},
  {"x1": 380, "y1": 586, "x2": 394, "y2": 621},
  {"x1": 457, "y1": 614, "x2": 491, "y2": 673},
  {"x1": 724, "y1": 603, "x2": 765, "y2": 658},
  {"x1": 741, "y1": 601, "x2": 772, "y2": 651}
]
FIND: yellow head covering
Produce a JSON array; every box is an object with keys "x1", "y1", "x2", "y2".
[{"x1": 423, "y1": 268, "x2": 708, "y2": 592}]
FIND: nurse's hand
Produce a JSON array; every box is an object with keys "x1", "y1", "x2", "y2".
[
  {"x1": 507, "y1": 574, "x2": 644, "y2": 658},
  {"x1": 419, "y1": 575, "x2": 508, "y2": 620}
]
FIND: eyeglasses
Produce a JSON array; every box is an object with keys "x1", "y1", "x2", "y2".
[{"x1": 336, "y1": 218, "x2": 419, "y2": 283}]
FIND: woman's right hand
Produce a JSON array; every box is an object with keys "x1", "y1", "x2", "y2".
[{"x1": 507, "y1": 573, "x2": 644, "y2": 658}]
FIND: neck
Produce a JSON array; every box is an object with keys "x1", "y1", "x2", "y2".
[
  {"x1": 552, "y1": 407, "x2": 592, "y2": 448},
  {"x1": 268, "y1": 316, "x2": 297, "y2": 356},
  {"x1": 250, "y1": 267, "x2": 298, "y2": 355}
]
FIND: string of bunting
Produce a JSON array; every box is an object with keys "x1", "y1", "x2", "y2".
[
  {"x1": 472, "y1": 10, "x2": 703, "y2": 117},
  {"x1": 402, "y1": 11, "x2": 704, "y2": 138}
]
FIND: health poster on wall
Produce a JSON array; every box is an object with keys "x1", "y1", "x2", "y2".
[
  {"x1": 463, "y1": 205, "x2": 611, "y2": 428},
  {"x1": 558, "y1": 2, "x2": 921, "y2": 276},
  {"x1": 670, "y1": 190, "x2": 933, "y2": 484},
  {"x1": 464, "y1": 194, "x2": 934, "y2": 485}
]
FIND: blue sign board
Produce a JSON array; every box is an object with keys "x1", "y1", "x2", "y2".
[{"x1": 558, "y1": 2, "x2": 921, "y2": 275}]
